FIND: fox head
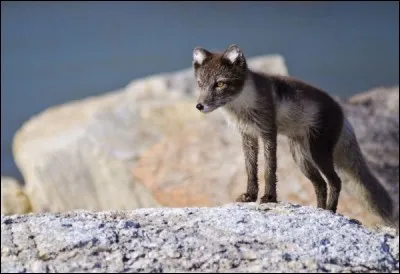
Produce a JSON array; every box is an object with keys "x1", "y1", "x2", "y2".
[{"x1": 192, "y1": 44, "x2": 248, "y2": 113}]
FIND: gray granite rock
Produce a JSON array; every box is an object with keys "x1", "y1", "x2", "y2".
[{"x1": 1, "y1": 203, "x2": 399, "y2": 273}]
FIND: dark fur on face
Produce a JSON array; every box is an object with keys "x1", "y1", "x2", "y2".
[{"x1": 193, "y1": 45, "x2": 248, "y2": 113}]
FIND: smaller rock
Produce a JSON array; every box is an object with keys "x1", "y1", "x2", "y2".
[
  {"x1": 348, "y1": 86, "x2": 399, "y2": 116},
  {"x1": 1, "y1": 176, "x2": 32, "y2": 215}
]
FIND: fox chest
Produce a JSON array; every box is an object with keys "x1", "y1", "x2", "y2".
[{"x1": 220, "y1": 108, "x2": 260, "y2": 137}]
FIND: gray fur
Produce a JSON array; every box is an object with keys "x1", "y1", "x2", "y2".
[{"x1": 193, "y1": 44, "x2": 398, "y2": 229}]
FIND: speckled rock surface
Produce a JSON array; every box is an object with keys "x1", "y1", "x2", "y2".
[{"x1": 1, "y1": 203, "x2": 399, "y2": 273}]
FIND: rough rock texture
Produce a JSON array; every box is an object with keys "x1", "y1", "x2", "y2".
[
  {"x1": 1, "y1": 176, "x2": 32, "y2": 215},
  {"x1": 1, "y1": 203, "x2": 399, "y2": 273},
  {"x1": 12, "y1": 55, "x2": 288, "y2": 213}
]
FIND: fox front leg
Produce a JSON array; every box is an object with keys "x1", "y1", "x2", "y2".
[{"x1": 236, "y1": 132, "x2": 259, "y2": 202}]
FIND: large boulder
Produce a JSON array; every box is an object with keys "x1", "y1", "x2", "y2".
[
  {"x1": 12, "y1": 55, "x2": 288, "y2": 213},
  {"x1": 1, "y1": 203, "x2": 398, "y2": 273}
]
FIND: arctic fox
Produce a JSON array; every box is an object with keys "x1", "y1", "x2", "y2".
[{"x1": 192, "y1": 44, "x2": 398, "y2": 229}]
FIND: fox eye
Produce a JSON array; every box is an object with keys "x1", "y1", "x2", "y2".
[{"x1": 216, "y1": 81, "x2": 226, "y2": 89}]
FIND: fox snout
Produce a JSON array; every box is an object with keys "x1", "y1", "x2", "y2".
[
  {"x1": 196, "y1": 103, "x2": 204, "y2": 111},
  {"x1": 195, "y1": 102, "x2": 215, "y2": 113},
  {"x1": 195, "y1": 93, "x2": 217, "y2": 113}
]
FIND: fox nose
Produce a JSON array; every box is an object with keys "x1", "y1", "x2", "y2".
[{"x1": 196, "y1": 103, "x2": 204, "y2": 111}]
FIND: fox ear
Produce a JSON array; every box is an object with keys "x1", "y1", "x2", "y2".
[
  {"x1": 222, "y1": 44, "x2": 244, "y2": 64},
  {"x1": 193, "y1": 47, "x2": 211, "y2": 67}
]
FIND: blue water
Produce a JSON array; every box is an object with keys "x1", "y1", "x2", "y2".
[{"x1": 1, "y1": 1, "x2": 399, "y2": 181}]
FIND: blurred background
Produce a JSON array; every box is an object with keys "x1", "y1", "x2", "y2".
[
  {"x1": 1, "y1": 2, "x2": 399, "y2": 222},
  {"x1": 2, "y1": 1, "x2": 399, "y2": 180}
]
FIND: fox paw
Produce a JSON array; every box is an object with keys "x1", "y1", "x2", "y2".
[
  {"x1": 236, "y1": 193, "x2": 257, "y2": 203},
  {"x1": 260, "y1": 194, "x2": 277, "y2": 204}
]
